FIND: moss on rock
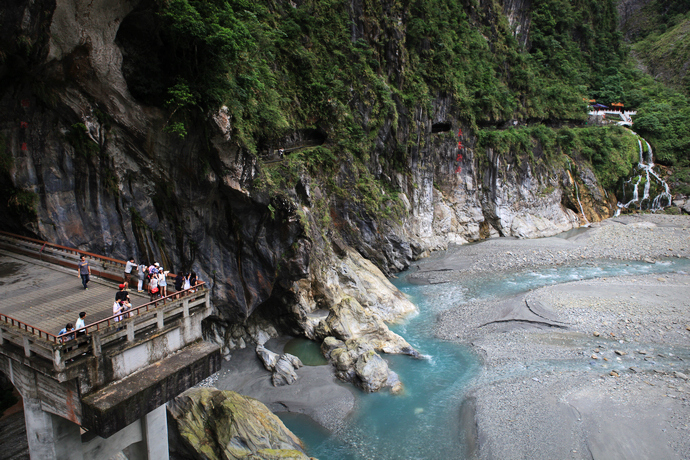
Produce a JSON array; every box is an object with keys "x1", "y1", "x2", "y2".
[{"x1": 168, "y1": 388, "x2": 310, "y2": 460}]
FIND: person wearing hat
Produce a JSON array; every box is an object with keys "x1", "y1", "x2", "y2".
[
  {"x1": 149, "y1": 268, "x2": 160, "y2": 301},
  {"x1": 115, "y1": 283, "x2": 130, "y2": 303}
]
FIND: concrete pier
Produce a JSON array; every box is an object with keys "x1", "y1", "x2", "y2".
[{"x1": 0, "y1": 235, "x2": 221, "y2": 459}]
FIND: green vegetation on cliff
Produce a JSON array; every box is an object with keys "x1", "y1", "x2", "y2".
[
  {"x1": 131, "y1": 0, "x2": 639, "y2": 202},
  {"x1": 611, "y1": 0, "x2": 690, "y2": 168},
  {"x1": 113, "y1": 0, "x2": 687, "y2": 207},
  {"x1": 149, "y1": 0, "x2": 624, "y2": 133},
  {"x1": 476, "y1": 124, "x2": 639, "y2": 189}
]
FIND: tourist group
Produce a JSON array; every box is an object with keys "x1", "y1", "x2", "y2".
[{"x1": 60, "y1": 256, "x2": 200, "y2": 341}]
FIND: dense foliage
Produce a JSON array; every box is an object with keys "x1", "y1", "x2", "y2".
[
  {"x1": 146, "y1": 0, "x2": 627, "y2": 140},
  {"x1": 615, "y1": 0, "x2": 690, "y2": 168},
  {"x1": 120, "y1": 0, "x2": 686, "y2": 199},
  {"x1": 476, "y1": 125, "x2": 638, "y2": 190}
]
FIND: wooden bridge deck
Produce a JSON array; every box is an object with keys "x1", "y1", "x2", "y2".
[{"x1": 0, "y1": 250, "x2": 149, "y2": 335}]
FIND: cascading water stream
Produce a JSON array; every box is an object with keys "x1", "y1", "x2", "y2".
[
  {"x1": 616, "y1": 132, "x2": 672, "y2": 215},
  {"x1": 573, "y1": 180, "x2": 590, "y2": 226},
  {"x1": 568, "y1": 160, "x2": 590, "y2": 226}
]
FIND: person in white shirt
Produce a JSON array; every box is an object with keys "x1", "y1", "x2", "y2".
[
  {"x1": 159, "y1": 269, "x2": 168, "y2": 297},
  {"x1": 113, "y1": 300, "x2": 124, "y2": 322},
  {"x1": 124, "y1": 257, "x2": 137, "y2": 289},
  {"x1": 75, "y1": 312, "x2": 86, "y2": 337},
  {"x1": 137, "y1": 263, "x2": 147, "y2": 292}
]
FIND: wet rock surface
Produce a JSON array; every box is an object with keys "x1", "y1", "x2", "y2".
[
  {"x1": 168, "y1": 387, "x2": 310, "y2": 460},
  {"x1": 432, "y1": 214, "x2": 690, "y2": 459}
]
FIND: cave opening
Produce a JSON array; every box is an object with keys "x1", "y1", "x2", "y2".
[{"x1": 431, "y1": 122, "x2": 452, "y2": 133}]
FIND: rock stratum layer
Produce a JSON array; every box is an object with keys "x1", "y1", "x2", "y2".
[{"x1": 0, "y1": 0, "x2": 614, "y2": 369}]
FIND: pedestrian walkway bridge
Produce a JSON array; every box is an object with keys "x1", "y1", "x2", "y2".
[{"x1": 0, "y1": 232, "x2": 220, "y2": 459}]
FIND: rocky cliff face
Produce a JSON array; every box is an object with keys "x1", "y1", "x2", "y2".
[
  {"x1": 617, "y1": 0, "x2": 654, "y2": 39},
  {"x1": 0, "y1": 0, "x2": 613, "y2": 369}
]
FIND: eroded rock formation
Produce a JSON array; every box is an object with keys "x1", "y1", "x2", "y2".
[{"x1": 168, "y1": 388, "x2": 310, "y2": 460}]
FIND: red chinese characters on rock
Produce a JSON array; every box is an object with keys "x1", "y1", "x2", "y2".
[
  {"x1": 455, "y1": 128, "x2": 463, "y2": 174},
  {"x1": 20, "y1": 142, "x2": 28, "y2": 151}
]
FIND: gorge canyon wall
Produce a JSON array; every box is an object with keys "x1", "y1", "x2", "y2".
[{"x1": 0, "y1": 0, "x2": 614, "y2": 355}]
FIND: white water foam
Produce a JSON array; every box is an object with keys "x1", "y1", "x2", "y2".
[{"x1": 616, "y1": 133, "x2": 672, "y2": 214}]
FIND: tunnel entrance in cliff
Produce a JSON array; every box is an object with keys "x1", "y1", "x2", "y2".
[
  {"x1": 261, "y1": 128, "x2": 328, "y2": 158},
  {"x1": 431, "y1": 122, "x2": 452, "y2": 133},
  {"x1": 250, "y1": 289, "x2": 305, "y2": 338},
  {"x1": 561, "y1": 189, "x2": 583, "y2": 216}
]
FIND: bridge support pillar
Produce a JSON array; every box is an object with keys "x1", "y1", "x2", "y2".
[
  {"x1": 82, "y1": 405, "x2": 169, "y2": 460},
  {"x1": 143, "y1": 404, "x2": 169, "y2": 459},
  {"x1": 23, "y1": 395, "x2": 84, "y2": 460}
]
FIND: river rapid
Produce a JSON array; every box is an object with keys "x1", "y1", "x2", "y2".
[{"x1": 280, "y1": 216, "x2": 690, "y2": 459}]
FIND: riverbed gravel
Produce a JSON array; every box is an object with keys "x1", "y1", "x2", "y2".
[
  {"x1": 431, "y1": 214, "x2": 690, "y2": 460},
  {"x1": 410, "y1": 214, "x2": 690, "y2": 284}
]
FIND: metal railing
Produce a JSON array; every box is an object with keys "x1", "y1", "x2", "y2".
[
  {"x1": 0, "y1": 313, "x2": 56, "y2": 341},
  {"x1": 0, "y1": 231, "x2": 183, "y2": 287},
  {"x1": 0, "y1": 230, "x2": 127, "y2": 282},
  {"x1": 0, "y1": 231, "x2": 210, "y2": 368},
  {"x1": 0, "y1": 230, "x2": 128, "y2": 266},
  {"x1": 0, "y1": 281, "x2": 207, "y2": 346},
  {"x1": 55, "y1": 282, "x2": 207, "y2": 342},
  {"x1": 0, "y1": 285, "x2": 210, "y2": 370}
]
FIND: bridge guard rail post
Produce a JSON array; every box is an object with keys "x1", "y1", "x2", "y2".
[
  {"x1": 53, "y1": 347, "x2": 65, "y2": 372},
  {"x1": 22, "y1": 336, "x2": 31, "y2": 358},
  {"x1": 182, "y1": 297, "x2": 191, "y2": 335},
  {"x1": 92, "y1": 334, "x2": 102, "y2": 357},
  {"x1": 182, "y1": 298, "x2": 190, "y2": 318}
]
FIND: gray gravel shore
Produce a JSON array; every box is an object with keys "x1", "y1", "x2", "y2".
[
  {"x1": 206, "y1": 337, "x2": 355, "y2": 433},
  {"x1": 430, "y1": 214, "x2": 690, "y2": 460},
  {"x1": 409, "y1": 214, "x2": 690, "y2": 285}
]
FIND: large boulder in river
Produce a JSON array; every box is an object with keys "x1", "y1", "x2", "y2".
[
  {"x1": 299, "y1": 247, "x2": 418, "y2": 340},
  {"x1": 318, "y1": 297, "x2": 419, "y2": 357},
  {"x1": 256, "y1": 345, "x2": 304, "y2": 387},
  {"x1": 168, "y1": 388, "x2": 309, "y2": 460},
  {"x1": 256, "y1": 344, "x2": 280, "y2": 371},
  {"x1": 354, "y1": 349, "x2": 390, "y2": 392},
  {"x1": 322, "y1": 336, "x2": 403, "y2": 393},
  {"x1": 272, "y1": 354, "x2": 304, "y2": 387}
]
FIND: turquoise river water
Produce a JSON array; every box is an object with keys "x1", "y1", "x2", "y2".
[{"x1": 280, "y1": 251, "x2": 690, "y2": 460}]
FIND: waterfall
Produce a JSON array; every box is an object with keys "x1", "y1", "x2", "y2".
[
  {"x1": 573, "y1": 180, "x2": 590, "y2": 226},
  {"x1": 568, "y1": 160, "x2": 590, "y2": 226},
  {"x1": 616, "y1": 132, "x2": 672, "y2": 214}
]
